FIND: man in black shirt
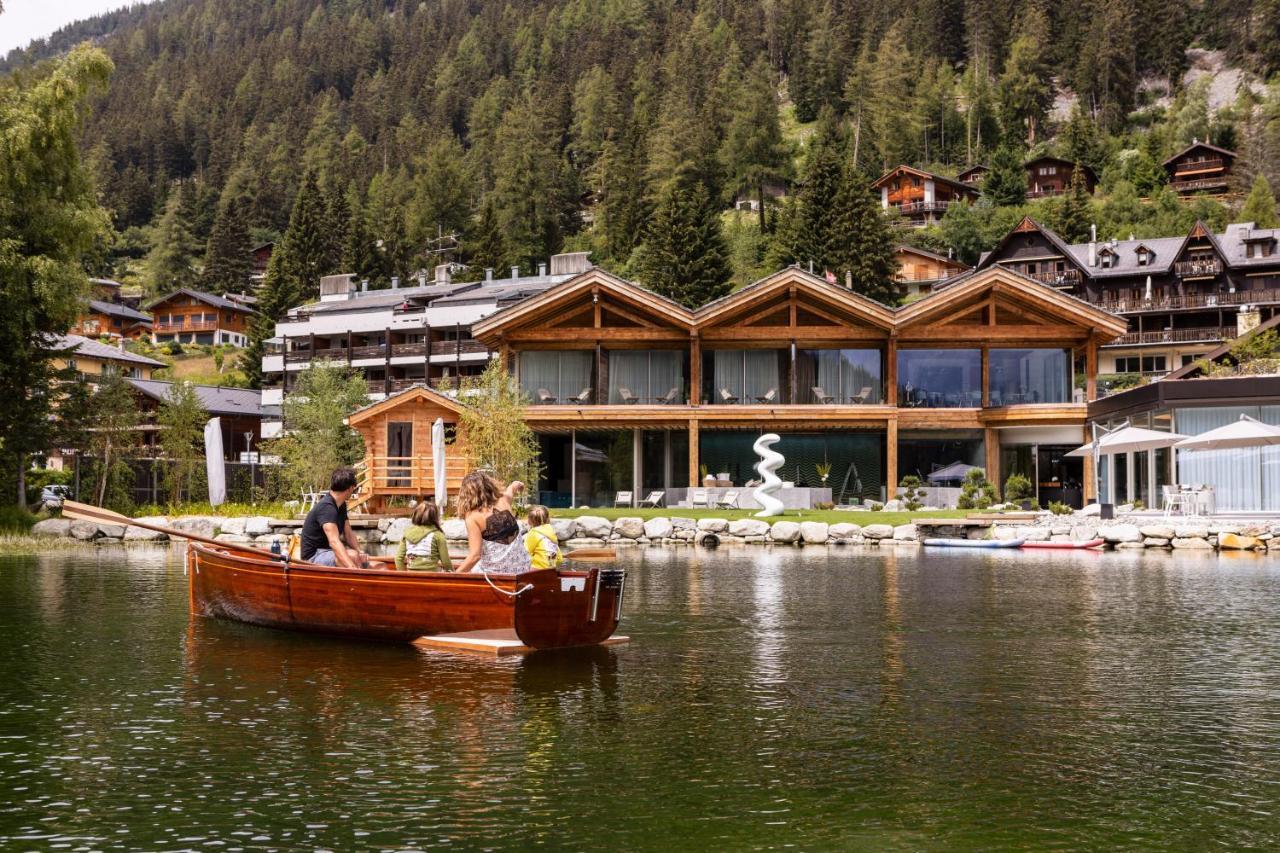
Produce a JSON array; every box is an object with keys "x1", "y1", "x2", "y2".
[{"x1": 300, "y1": 467, "x2": 366, "y2": 567}]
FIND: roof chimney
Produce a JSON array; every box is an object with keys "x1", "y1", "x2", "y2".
[
  {"x1": 361, "y1": 279, "x2": 369, "y2": 292},
  {"x1": 484, "y1": 268, "x2": 494, "y2": 282},
  {"x1": 418, "y1": 271, "x2": 427, "y2": 287},
  {"x1": 390, "y1": 276, "x2": 400, "y2": 290},
  {"x1": 537, "y1": 262, "x2": 547, "y2": 276},
  {"x1": 1088, "y1": 224, "x2": 1097, "y2": 267},
  {"x1": 510, "y1": 266, "x2": 520, "y2": 279},
  {"x1": 434, "y1": 264, "x2": 452, "y2": 285}
]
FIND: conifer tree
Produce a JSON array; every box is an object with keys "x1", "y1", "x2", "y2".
[
  {"x1": 598, "y1": 118, "x2": 651, "y2": 264},
  {"x1": 1241, "y1": 174, "x2": 1280, "y2": 228},
  {"x1": 323, "y1": 181, "x2": 350, "y2": 278},
  {"x1": 998, "y1": 6, "x2": 1052, "y2": 145},
  {"x1": 201, "y1": 196, "x2": 252, "y2": 294},
  {"x1": 146, "y1": 183, "x2": 202, "y2": 295},
  {"x1": 467, "y1": 197, "x2": 507, "y2": 275},
  {"x1": 285, "y1": 170, "x2": 331, "y2": 300},
  {"x1": 830, "y1": 165, "x2": 899, "y2": 304},
  {"x1": 632, "y1": 178, "x2": 731, "y2": 309},
  {"x1": 408, "y1": 136, "x2": 472, "y2": 262},
  {"x1": 240, "y1": 243, "x2": 296, "y2": 389},
  {"x1": 720, "y1": 57, "x2": 789, "y2": 231},
  {"x1": 492, "y1": 90, "x2": 569, "y2": 270},
  {"x1": 1052, "y1": 164, "x2": 1094, "y2": 243},
  {"x1": 767, "y1": 111, "x2": 845, "y2": 271},
  {"x1": 984, "y1": 145, "x2": 1027, "y2": 207}
]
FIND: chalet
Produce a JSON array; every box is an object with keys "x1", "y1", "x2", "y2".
[
  {"x1": 147, "y1": 288, "x2": 256, "y2": 347},
  {"x1": 977, "y1": 217, "x2": 1280, "y2": 379},
  {"x1": 71, "y1": 299, "x2": 152, "y2": 340},
  {"x1": 126, "y1": 379, "x2": 265, "y2": 460},
  {"x1": 1163, "y1": 140, "x2": 1236, "y2": 196},
  {"x1": 895, "y1": 245, "x2": 970, "y2": 299},
  {"x1": 465, "y1": 265, "x2": 1125, "y2": 511},
  {"x1": 51, "y1": 334, "x2": 165, "y2": 383},
  {"x1": 250, "y1": 243, "x2": 274, "y2": 283},
  {"x1": 872, "y1": 166, "x2": 980, "y2": 227},
  {"x1": 957, "y1": 164, "x2": 989, "y2": 186},
  {"x1": 1023, "y1": 157, "x2": 1097, "y2": 198}
]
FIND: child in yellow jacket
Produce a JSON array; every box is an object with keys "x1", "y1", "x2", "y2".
[{"x1": 523, "y1": 505, "x2": 563, "y2": 570}]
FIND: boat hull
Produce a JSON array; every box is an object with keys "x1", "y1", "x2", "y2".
[
  {"x1": 922, "y1": 538, "x2": 1027, "y2": 549},
  {"x1": 187, "y1": 544, "x2": 623, "y2": 648},
  {"x1": 1020, "y1": 538, "x2": 1105, "y2": 550}
]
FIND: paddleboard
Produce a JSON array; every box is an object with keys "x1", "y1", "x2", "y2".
[
  {"x1": 1020, "y1": 538, "x2": 1105, "y2": 550},
  {"x1": 922, "y1": 538, "x2": 1026, "y2": 548}
]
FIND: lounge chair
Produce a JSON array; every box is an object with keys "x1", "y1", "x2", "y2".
[
  {"x1": 754, "y1": 388, "x2": 777, "y2": 404},
  {"x1": 812, "y1": 386, "x2": 835, "y2": 404},
  {"x1": 690, "y1": 488, "x2": 709, "y2": 508},
  {"x1": 613, "y1": 490, "x2": 633, "y2": 507},
  {"x1": 719, "y1": 388, "x2": 739, "y2": 404},
  {"x1": 716, "y1": 490, "x2": 740, "y2": 509},
  {"x1": 569, "y1": 387, "x2": 592, "y2": 403},
  {"x1": 618, "y1": 387, "x2": 640, "y2": 404},
  {"x1": 536, "y1": 388, "x2": 557, "y2": 404},
  {"x1": 850, "y1": 386, "x2": 873, "y2": 404},
  {"x1": 655, "y1": 387, "x2": 679, "y2": 404},
  {"x1": 638, "y1": 490, "x2": 665, "y2": 508}
]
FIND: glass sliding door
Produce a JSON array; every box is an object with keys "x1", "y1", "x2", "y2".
[
  {"x1": 988, "y1": 348, "x2": 1070, "y2": 405},
  {"x1": 704, "y1": 350, "x2": 787, "y2": 404},
  {"x1": 795, "y1": 349, "x2": 883, "y2": 403},
  {"x1": 898, "y1": 349, "x2": 981, "y2": 407},
  {"x1": 519, "y1": 351, "x2": 592, "y2": 403}
]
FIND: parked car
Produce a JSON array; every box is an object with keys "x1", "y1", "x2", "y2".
[{"x1": 40, "y1": 484, "x2": 73, "y2": 510}]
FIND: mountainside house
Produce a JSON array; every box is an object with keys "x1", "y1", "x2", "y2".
[
  {"x1": 147, "y1": 288, "x2": 255, "y2": 347},
  {"x1": 125, "y1": 378, "x2": 265, "y2": 460},
  {"x1": 1023, "y1": 157, "x2": 1097, "y2": 198},
  {"x1": 873, "y1": 166, "x2": 980, "y2": 227},
  {"x1": 1162, "y1": 140, "x2": 1236, "y2": 196},
  {"x1": 977, "y1": 217, "x2": 1280, "y2": 381},
  {"x1": 71, "y1": 298, "x2": 153, "y2": 341},
  {"x1": 52, "y1": 334, "x2": 165, "y2": 383},
  {"x1": 895, "y1": 245, "x2": 971, "y2": 299},
  {"x1": 469, "y1": 264, "x2": 1125, "y2": 510},
  {"x1": 251, "y1": 243, "x2": 274, "y2": 283},
  {"x1": 957, "y1": 164, "x2": 989, "y2": 186}
]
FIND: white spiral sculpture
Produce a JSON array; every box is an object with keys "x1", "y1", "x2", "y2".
[{"x1": 752, "y1": 433, "x2": 785, "y2": 518}]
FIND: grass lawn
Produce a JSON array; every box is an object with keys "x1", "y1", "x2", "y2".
[{"x1": 555, "y1": 507, "x2": 970, "y2": 527}]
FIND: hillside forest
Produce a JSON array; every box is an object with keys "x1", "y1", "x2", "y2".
[{"x1": 6, "y1": 0, "x2": 1280, "y2": 375}]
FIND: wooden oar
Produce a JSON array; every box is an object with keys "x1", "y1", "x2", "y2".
[{"x1": 62, "y1": 500, "x2": 284, "y2": 561}]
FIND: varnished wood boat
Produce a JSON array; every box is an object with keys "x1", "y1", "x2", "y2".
[{"x1": 187, "y1": 543, "x2": 625, "y2": 648}]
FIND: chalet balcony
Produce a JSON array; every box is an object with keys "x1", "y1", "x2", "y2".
[
  {"x1": 1171, "y1": 176, "x2": 1229, "y2": 193},
  {"x1": 1024, "y1": 269, "x2": 1082, "y2": 288},
  {"x1": 350, "y1": 343, "x2": 386, "y2": 359},
  {"x1": 894, "y1": 200, "x2": 951, "y2": 215},
  {"x1": 1099, "y1": 288, "x2": 1280, "y2": 314},
  {"x1": 1173, "y1": 158, "x2": 1225, "y2": 174},
  {"x1": 1026, "y1": 188, "x2": 1064, "y2": 199},
  {"x1": 1109, "y1": 326, "x2": 1237, "y2": 346},
  {"x1": 431, "y1": 339, "x2": 487, "y2": 355},
  {"x1": 1174, "y1": 259, "x2": 1223, "y2": 278},
  {"x1": 154, "y1": 320, "x2": 218, "y2": 333},
  {"x1": 391, "y1": 341, "x2": 428, "y2": 357}
]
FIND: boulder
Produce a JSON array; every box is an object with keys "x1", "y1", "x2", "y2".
[
  {"x1": 993, "y1": 526, "x2": 1021, "y2": 540},
  {"x1": 670, "y1": 516, "x2": 696, "y2": 530},
  {"x1": 1143, "y1": 537, "x2": 1170, "y2": 547},
  {"x1": 1050, "y1": 524, "x2": 1072, "y2": 536},
  {"x1": 1099, "y1": 524, "x2": 1142, "y2": 544},
  {"x1": 575, "y1": 515, "x2": 613, "y2": 539},
  {"x1": 1116, "y1": 541, "x2": 1147, "y2": 550},
  {"x1": 124, "y1": 524, "x2": 168, "y2": 541},
  {"x1": 218, "y1": 517, "x2": 247, "y2": 536},
  {"x1": 729, "y1": 518, "x2": 770, "y2": 538},
  {"x1": 1209, "y1": 522, "x2": 1242, "y2": 535},
  {"x1": 1219, "y1": 532, "x2": 1262, "y2": 550},
  {"x1": 696, "y1": 517, "x2": 729, "y2": 533},
  {"x1": 215, "y1": 532, "x2": 252, "y2": 544},
  {"x1": 254, "y1": 533, "x2": 287, "y2": 545},
  {"x1": 891, "y1": 523, "x2": 916, "y2": 541},
  {"x1": 441, "y1": 518, "x2": 468, "y2": 541},
  {"x1": 245, "y1": 516, "x2": 273, "y2": 537},
  {"x1": 31, "y1": 518, "x2": 71, "y2": 537},
  {"x1": 769, "y1": 521, "x2": 801, "y2": 543},
  {"x1": 565, "y1": 537, "x2": 607, "y2": 549},
  {"x1": 551, "y1": 518, "x2": 577, "y2": 541},
  {"x1": 1171, "y1": 537, "x2": 1213, "y2": 550},
  {"x1": 643, "y1": 517, "x2": 673, "y2": 540},
  {"x1": 829, "y1": 523, "x2": 862, "y2": 541},
  {"x1": 800, "y1": 521, "x2": 830, "y2": 543},
  {"x1": 172, "y1": 516, "x2": 216, "y2": 539},
  {"x1": 862, "y1": 524, "x2": 894, "y2": 540},
  {"x1": 69, "y1": 520, "x2": 100, "y2": 540},
  {"x1": 1015, "y1": 525, "x2": 1049, "y2": 542},
  {"x1": 1139, "y1": 524, "x2": 1176, "y2": 540},
  {"x1": 613, "y1": 517, "x2": 645, "y2": 539},
  {"x1": 882, "y1": 499, "x2": 903, "y2": 512},
  {"x1": 382, "y1": 517, "x2": 413, "y2": 544},
  {"x1": 1174, "y1": 523, "x2": 1209, "y2": 539}
]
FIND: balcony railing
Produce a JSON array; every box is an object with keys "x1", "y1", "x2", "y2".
[
  {"x1": 1173, "y1": 158, "x2": 1224, "y2": 174},
  {"x1": 894, "y1": 200, "x2": 951, "y2": 215},
  {"x1": 1026, "y1": 188, "x2": 1065, "y2": 199},
  {"x1": 1171, "y1": 177, "x2": 1229, "y2": 193},
  {"x1": 431, "y1": 339, "x2": 487, "y2": 355},
  {"x1": 391, "y1": 341, "x2": 427, "y2": 357},
  {"x1": 1174, "y1": 259, "x2": 1223, "y2": 277},
  {"x1": 154, "y1": 320, "x2": 218, "y2": 333},
  {"x1": 1110, "y1": 326, "x2": 1237, "y2": 346},
  {"x1": 1024, "y1": 269, "x2": 1082, "y2": 287},
  {"x1": 1099, "y1": 288, "x2": 1280, "y2": 313},
  {"x1": 350, "y1": 344, "x2": 385, "y2": 359}
]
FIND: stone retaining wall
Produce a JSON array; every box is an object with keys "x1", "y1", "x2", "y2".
[{"x1": 28, "y1": 513, "x2": 1280, "y2": 553}]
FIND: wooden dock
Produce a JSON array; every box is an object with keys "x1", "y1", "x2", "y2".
[{"x1": 414, "y1": 629, "x2": 631, "y2": 657}]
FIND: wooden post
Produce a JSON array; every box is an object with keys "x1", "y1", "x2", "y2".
[
  {"x1": 985, "y1": 427, "x2": 999, "y2": 492},
  {"x1": 1085, "y1": 338, "x2": 1097, "y2": 402},
  {"x1": 886, "y1": 337, "x2": 898, "y2": 406},
  {"x1": 980, "y1": 345, "x2": 990, "y2": 408},
  {"x1": 885, "y1": 417, "x2": 898, "y2": 499},
  {"x1": 689, "y1": 334, "x2": 701, "y2": 405},
  {"x1": 688, "y1": 419, "x2": 700, "y2": 487},
  {"x1": 595, "y1": 343, "x2": 604, "y2": 403},
  {"x1": 384, "y1": 326, "x2": 391, "y2": 394},
  {"x1": 347, "y1": 331, "x2": 352, "y2": 365},
  {"x1": 1082, "y1": 424, "x2": 1096, "y2": 503}
]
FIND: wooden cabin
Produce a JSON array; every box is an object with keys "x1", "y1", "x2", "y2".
[
  {"x1": 147, "y1": 288, "x2": 255, "y2": 347},
  {"x1": 872, "y1": 166, "x2": 979, "y2": 227},
  {"x1": 1024, "y1": 157, "x2": 1097, "y2": 198},
  {"x1": 1163, "y1": 141, "x2": 1235, "y2": 196},
  {"x1": 895, "y1": 245, "x2": 970, "y2": 298},
  {"x1": 345, "y1": 385, "x2": 472, "y2": 513},
  {"x1": 957, "y1": 164, "x2": 989, "y2": 186}
]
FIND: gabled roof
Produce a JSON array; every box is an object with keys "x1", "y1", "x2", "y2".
[
  {"x1": 87, "y1": 299, "x2": 151, "y2": 323},
  {"x1": 146, "y1": 287, "x2": 256, "y2": 313},
  {"x1": 871, "y1": 165, "x2": 977, "y2": 195},
  {"x1": 693, "y1": 266, "x2": 896, "y2": 330},
  {"x1": 346, "y1": 384, "x2": 468, "y2": 425},
  {"x1": 895, "y1": 244, "x2": 969, "y2": 268},
  {"x1": 957, "y1": 164, "x2": 989, "y2": 180},
  {"x1": 1023, "y1": 156, "x2": 1098, "y2": 182},
  {"x1": 976, "y1": 217, "x2": 1086, "y2": 273},
  {"x1": 52, "y1": 334, "x2": 166, "y2": 367},
  {"x1": 1162, "y1": 140, "x2": 1237, "y2": 167},
  {"x1": 125, "y1": 378, "x2": 263, "y2": 417}
]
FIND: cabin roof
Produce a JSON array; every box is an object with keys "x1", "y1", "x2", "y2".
[
  {"x1": 1023, "y1": 156, "x2": 1098, "y2": 182},
  {"x1": 52, "y1": 334, "x2": 167, "y2": 367},
  {"x1": 146, "y1": 287, "x2": 256, "y2": 313},
  {"x1": 126, "y1": 378, "x2": 264, "y2": 417},
  {"x1": 895, "y1": 244, "x2": 969, "y2": 268},
  {"x1": 693, "y1": 266, "x2": 897, "y2": 329},
  {"x1": 871, "y1": 165, "x2": 977, "y2": 195},
  {"x1": 346, "y1": 383, "x2": 468, "y2": 425},
  {"x1": 1161, "y1": 140, "x2": 1237, "y2": 167},
  {"x1": 87, "y1": 299, "x2": 151, "y2": 323}
]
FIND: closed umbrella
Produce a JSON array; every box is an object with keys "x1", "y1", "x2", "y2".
[
  {"x1": 431, "y1": 417, "x2": 447, "y2": 509},
  {"x1": 1173, "y1": 414, "x2": 1280, "y2": 451}
]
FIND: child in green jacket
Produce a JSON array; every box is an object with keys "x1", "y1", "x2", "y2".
[{"x1": 396, "y1": 500, "x2": 453, "y2": 571}]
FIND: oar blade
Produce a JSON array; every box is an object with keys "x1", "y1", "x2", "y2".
[{"x1": 61, "y1": 500, "x2": 134, "y2": 527}]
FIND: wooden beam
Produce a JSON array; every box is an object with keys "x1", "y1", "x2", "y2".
[
  {"x1": 1082, "y1": 424, "x2": 1096, "y2": 504},
  {"x1": 593, "y1": 287, "x2": 601, "y2": 328},
  {"x1": 981, "y1": 345, "x2": 990, "y2": 408},
  {"x1": 700, "y1": 325, "x2": 887, "y2": 342},
  {"x1": 725, "y1": 298, "x2": 791, "y2": 329},
  {"x1": 689, "y1": 335, "x2": 702, "y2": 405},
  {"x1": 506, "y1": 329, "x2": 689, "y2": 343},
  {"x1": 886, "y1": 417, "x2": 898, "y2": 496},
  {"x1": 985, "y1": 427, "x2": 999, "y2": 491},
  {"x1": 601, "y1": 301, "x2": 662, "y2": 329},
  {"x1": 688, "y1": 419, "x2": 700, "y2": 487},
  {"x1": 899, "y1": 325, "x2": 1085, "y2": 342},
  {"x1": 1085, "y1": 338, "x2": 1098, "y2": 401}
]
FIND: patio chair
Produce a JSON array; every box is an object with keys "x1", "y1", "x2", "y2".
[
  {"x1": 638, "y1": 490, "x2": 665, "y2": 508},
  {"x1": 1162, "y1": 484, "x2": 1188, "y2": 517},
  {"x1": 617, "y1": 387, "x2": 640, "y2": 404},
  {"x1": 719, "y1": 388, "x2": 740, "y2": 404},
  {"x1": 812, "y1": 385, "x2": 835, "y2": 404},
  {"x1": 536, "y1": 388, "x2": 557, "y2": 404},
  {"x1": 690, "y1": 488, "x2": 709, "y2": 508},
  {"x1": 850, "y1": 386, "x2": 873, "y2": 404},
  {"x1": 716, "y1": 490, "x2": 740, "y2": 509},
  {"x1": 655, "y1": 387, "x2": 679, "y2": 404},
  {"x1": 613, "y1": 490, "x2": 633, "y2": 507},
  {"x1": 568, "y1": 387, "x2": 592, "y2": 404},
  {"x1": 300, "y1": 490, "x2": 321, "y2": 514},
  {"x1": 754, "y1": 388, "x2": 777, "y2": 404}
]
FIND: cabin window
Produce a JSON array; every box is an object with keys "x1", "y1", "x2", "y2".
[
  {"x1": 1039, "y1": 166, "x2": 1056, "y2": 176},
  {"x1": 988, "y1": 348, "x2": 1071, "y2": 405},
  {"x1": 1100, "y1": 252, "x2": 1116, "y2": 269},
  {"x1": 1141, "y1": 356, "x2": 1167, "y2": 373},
  {"x1": 1181, "y1": 354, "x2": 1199, "y2": 367},
  {"x1": 1115, "y1": 357, "x2": 1140, "y2": 373},
  {"x1": 1137, "y1": 249, "x2": 1151, "y2": 266},
  {"x1": 518, "y1": 350, "x2": 593, "y2": 403}
]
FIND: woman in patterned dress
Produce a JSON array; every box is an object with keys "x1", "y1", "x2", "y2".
[{"x1": 454, "y1": 470, "x2": 532, "y2": 574}]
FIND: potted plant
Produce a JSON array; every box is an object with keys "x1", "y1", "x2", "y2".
[
  {"x1": 897, "y1": 475, "x2": 925, "y2": 511},
  {"x1": 815, "y1": 460, "x2": 832, "y2": 485},
  {"x1": 701, "y1": 464, "x2": 714, "y2": 486},
  {"x1": 1003, "y1": 473, "x2": 1035, "y2": 511}
]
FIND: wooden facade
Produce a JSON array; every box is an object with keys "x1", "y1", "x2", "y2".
[
  {"x1": 346, "y1": 385, "x2": 472, "y2": 512},
  {"x1": 895, "y1": 245, "x2": 970, "y2": 298},
  {"x1": 1163, "y1": 141, "x2": 1235, "y2": 196},
  {"x1": 873, "y1": 166, "x2": 980, "y2": 227},
  {"x1": 148, "y1": 288, "x2": 255, "y2": 347},
  {"x1": 1024, "y1": 157, "x2": 1097, "y2": 198}
]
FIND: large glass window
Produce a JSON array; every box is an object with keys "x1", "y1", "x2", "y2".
[
  {"x1": 988, "y1": 348, "x2": 1070, "y2": 405},
  {"x1": 608, "y1": 350, "x2": 684, "y2": 404},
  {"x1": 898, "y1": 349, "x2": 981, "y2": 407},
  {"x1": 518, "y1": 351, "x2": 593, "y2": 404},
  {"x1": 698, "y1": 430, "x2": 883, "y2": 503},
  {"x1": 1176, "y1": 405, "x2": 1280, "y2": 511},
  {"x1": 704, "y1": 350, "x2": 787, "y2": 404},
  {"x1": 794, "y1": 349, "x2": 883, "y2": 404}
]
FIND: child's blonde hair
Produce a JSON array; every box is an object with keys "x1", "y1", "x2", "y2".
[{"x1": 526, "y1": 505, "x2": 550, "y2": 526}]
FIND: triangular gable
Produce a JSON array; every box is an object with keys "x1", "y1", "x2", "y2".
[
  {"x1": 1169, "y1": 220, "x2": 1227, "y2": 266},
  {"x1": 1162, "y1": 140, "x2": 1237, "y2": 167},
  {"x1": 347, "y1": 384, "x2": 467, "y2": 426},
  {"x1": 694, "y1": 267, "x2": 895, "y2": 333},
  {"x1": 872, "y1": 165, "x2": 975, "y2": 195},
  {"x1": 976, "y1": 217, "x2": 1088, "y2": 276}
]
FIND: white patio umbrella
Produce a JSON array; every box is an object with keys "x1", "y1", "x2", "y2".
[
  {"x1": 431, "y1": 417, "x2": 447, "y2": 508},
  {"x1": 1066, "y1": 425, "x2": 1187, "y2": 457},
  {"x1": 1173, "y1": 414, "x2": 1280, "y2": 451}
]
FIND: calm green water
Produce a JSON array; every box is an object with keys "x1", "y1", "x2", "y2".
[{"x1": 1, "y1": 546, "x2": 1279, "y2": 850}]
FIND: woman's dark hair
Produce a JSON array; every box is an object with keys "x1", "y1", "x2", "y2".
[
  {"x1": 330, "y1": 467, "x2": 358, "y2": 492},
  {"x1": 412, "y1": 500, "x2": 440, "y2": 528}
]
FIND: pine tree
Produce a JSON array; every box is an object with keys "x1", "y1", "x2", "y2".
[
  {"x1": 768, "y1": 111, "x2": 845, "y2": 271},
  {"x1": 467, "y1": 197, "x2": 507, "y2": 275},
  {"x1": 408, "y1": 136, "x2": 472, "y2": 263},
  {"x1": 1052, "y1": 164, "x2": 1094, "y2": 243},
  {"x1": 984, "y1": 145, "x2": 1027, "y2": 206},
  {"x1": 830, "y1": 165, "x2": 899, "y2": 304},
  {"x1": 1241, "y1": 174, "x2": 1280, "y2": 228},
  {"x1": 286, "y1": 170, "x2": 334, "y2": 298},
  {"x1": 323, "y1": 181, "x2": 350, "y2": 278},
  {"x1": 998, "y1": 6, "x2": 1052, "y2": 145},
  {"x1": 867, "y1": 20, "x2": 919, "y2": 170},
  {"x1": 146, "y1": 183, "x2": 202, "y2": 295},
  {"x1": 240, "y1": 243, "x2": 297, "y2": 389},
  {"x1": 631, "y1": 178, "x2": 731, "y2": 309},
  {"x1": 201, "y1": 197, "x2": 253, "y2": 294},
  {"x1": 598, "y1": 117, "x2": 651, "y2": 264},
  {"x1": 720, "y1": 57, "x2": 789, "y2": 231}
]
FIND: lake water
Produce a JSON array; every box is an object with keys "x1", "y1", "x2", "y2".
[{"x1": 1, "y1": 546, "x2": 1279, "y2": 849}]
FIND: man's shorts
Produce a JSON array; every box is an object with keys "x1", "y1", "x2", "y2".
[{"x1": 310, "y1": 548, "x2": 338, "y2": 566}]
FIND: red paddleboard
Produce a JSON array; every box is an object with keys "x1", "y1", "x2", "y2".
[{"x1": 1020, "y1": 538, "x2": 1105, "y2": 550}]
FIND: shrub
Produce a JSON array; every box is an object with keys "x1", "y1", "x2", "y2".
[
  {"x1": 957, "y1": 468, "x2": 998, "y2": 510},
  {"x1": 868, "y1": 501, "x2": 884, "y2": 511},
  {"x1": 0, "y1": 505, "x2": 36, "y2": 533},
  {"x1": 1003, "y1": 473, "x2": 1034, "y2": 503},
  {"x1": 1048, "y1": 501, "x2": 1073, "y2": 515},
  {"x1": 164, "y1": 339, "x2": 183, "y2": 356},
  {"x1": 897, "y1": 474, "x2": 925, "y2": 511},
  {"x1": 813, "y1": 501, "x2": 834, "y2": 510}
]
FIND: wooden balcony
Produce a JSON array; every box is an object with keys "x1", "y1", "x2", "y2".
[
  {"x1": 431, "y1": 339, "x2": 487, "y2": 355},
  {"x1": 391, "y1": 341, "x2": 428, "y2": 357},
  {"x1": 1099, "y1": 288, "x2": 1280, "y2": 314},
  {"x1": 354, "y1": 455, "x2": 469, "y2": 497},
  {"x1": 1173, "y1": 158, "x2": 1225, "y2": 174},
  {"x1": 1024, "y1": 269, "x2": 1082, "y2": 288},
  {"x1": 1171, "y1": 176, "x2": 1229, "y2": 193},
  {"x1": 1109, "y1": 326, "x2": 1237, "y2": 346},
  {"x1": 350, "y1": 344, "x2": 385, "y2": 359},
  {"x1": 1174, "y1": 259, "x2": 1223, "y2": 278},
  {"x1": 154, "y1": 320, "x2": 218, "y2": 333},
  {"x1": 895, "y1": 200, "x2": 951, "y2": 215},
  {"x1": 1026, "y1": 188, "x2": 1065, "y2": 199}
]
